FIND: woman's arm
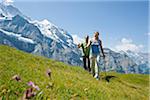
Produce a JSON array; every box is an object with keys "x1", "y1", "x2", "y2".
[
  {"x1": 86, "y1": 40, "x2": 92, "y2": 48},
  {"x1": 78, "y1": 43, "x2": 81, "y2": 48}
]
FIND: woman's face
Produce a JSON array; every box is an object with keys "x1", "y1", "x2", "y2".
[{"x1": 85, "y1": 36, "x2": 89, "y2": 43}]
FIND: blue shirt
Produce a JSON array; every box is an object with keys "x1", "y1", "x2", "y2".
[{"x1": 90, "y1": 38, "x2": 101, "y2": 55}]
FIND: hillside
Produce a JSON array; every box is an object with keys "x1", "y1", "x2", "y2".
[
  {"x1": 0, "y1": 45, "x2": 149, "y2": 100},
  {"x1": 0, "y1": 3, "x2": 149, "y2": 74}
]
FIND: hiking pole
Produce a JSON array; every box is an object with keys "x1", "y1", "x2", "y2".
[
  {"x1": 103, "y1": 55, "x2": 112, "y2": 83},
  {"x1": 100, "y1": 55, "x2": 107, "y2": 80}
]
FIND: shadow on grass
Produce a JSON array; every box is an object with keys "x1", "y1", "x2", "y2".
[{"x1": 101, "y1": 75, "x2": 117, "y2": 82}]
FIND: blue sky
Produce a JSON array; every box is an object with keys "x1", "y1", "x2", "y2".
[{"x1": 1, "y1": 0, "x2": 149, "y2": 52}]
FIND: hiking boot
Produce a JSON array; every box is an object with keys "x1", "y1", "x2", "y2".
[
  {"x1": 94, "y1": 75, "x2": 100, "y2": 80},
  {"x1": 96, "y1": 77, "x2": 99, "y2": 80}
]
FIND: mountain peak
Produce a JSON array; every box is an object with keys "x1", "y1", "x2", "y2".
[
  {"x1": 1, "y1": 0, "x2": 14, "y2": 6},
  {"x1": 41, "y1": 19, "x2": 50, "y2": 25},
  {"x1": 0, "y1": 2, "x2": 22, "y2": 18}
]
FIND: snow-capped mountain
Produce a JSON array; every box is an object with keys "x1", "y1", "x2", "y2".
[
  {"x1": 0, "y1": 3, "x2": 82, "y2": 66},
  {"x1": 121, "y1": 50, "x2": 149, "y2": 74},
  {"x1": 0, "y1": 2, "x2": 149, "y2": 74},
  {"x1": 100, "y1": 49, "x2": 149, "y2": 74}
]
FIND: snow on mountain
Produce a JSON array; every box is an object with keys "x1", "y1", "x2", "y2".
[
  {"x1": 121, "y1": 50, "x2": 149, "y2": 74},
  {"x1": 100, "y1": 48, "x2": 138, "y2": 74},
  {"x1": 2, "y1": 0, "x2": 14, "y2": 5},
  {"x1": 0, "y1": 28, "x2": 35, "y2": 44},
  {"x1": 0, "y1": 3, "x2": 21, "y2": 17},
  {"x1": 0, "y1": 2, "x2": 149, "y2": 74},
  {"x1": 72, "y1": 34, "x2": 84, "y2": 45},
  {"x1": 0, "y1": 2, "x2": 29, "y2": 21},
  {"x1": 31, "y1": 19, "x2": 75, "y2": 48}
]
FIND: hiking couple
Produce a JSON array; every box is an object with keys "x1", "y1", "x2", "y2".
[{"x1": 78, "y1": 32, "x2": 105, "y2": 80}]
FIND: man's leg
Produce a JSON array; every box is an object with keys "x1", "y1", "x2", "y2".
[
  {"x1": 94, "y1": 55, "x2": 100, "y2": 80},
  {"x1": 83, "y1": 56, "x2": 87, "y2": 70},
  {"x1": 90, "y1": 57, "x2": 95, "y2": 77}
]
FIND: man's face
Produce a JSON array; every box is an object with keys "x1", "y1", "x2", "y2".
[{"x1": 94, "y1": 33, "x2": 99, "y2": 38}]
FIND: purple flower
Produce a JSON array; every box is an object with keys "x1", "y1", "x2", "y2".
[
  {"x1": 12, "y1": 75, "x2": 21, "y2": 82},
  {"x1": 27, "y1": 81, "x2": 40, "y2": 91},
  {"x1": 28, "y1": 81, "x2": 35, "y2": 87},
  {"x1": 24, "y1": 81, "x2": 40, "y2": 99},
  {"x1": 34, "y1": 85, "x2": 40, "y2": 91}
]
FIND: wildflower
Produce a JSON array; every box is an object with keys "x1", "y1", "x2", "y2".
[
  {"x1": 27, "y1": 81, "x2": 40, "y2": 91},
  {"x1": 34, "y1": 85, "x2": 40, "y2": 91},
  {"x1": 12, "y1": 75, "x2": 21, "y2": 82},
  {"x1": 28, "y1": 81, "x2": 35, "y2": 87},
  {"x1": 25, "y1": 88, "x2": 36, "y2": 99}
]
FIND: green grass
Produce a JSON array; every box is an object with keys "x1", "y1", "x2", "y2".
[{"x1": 0, "y1": 45, "x2": 149, "y2": 100}]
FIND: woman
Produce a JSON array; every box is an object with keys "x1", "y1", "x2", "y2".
[
  {"x1": 78, "y1": 35, "x2": 91, "y2": 72},
  {"x1": 88, "y1": 32, "x2": 105, "y2": 80}
]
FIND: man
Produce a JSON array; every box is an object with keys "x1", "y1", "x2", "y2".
[
  {"x1": 88, "y1": 32, "x2": 105, "y2": 80},
  {"x1": 78, "y1": 35, "x2": 91, "y2": 72}
]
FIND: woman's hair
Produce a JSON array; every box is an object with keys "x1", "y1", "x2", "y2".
[{"x1": 85, "y1": 35, "x2": 89, "y2": 43}]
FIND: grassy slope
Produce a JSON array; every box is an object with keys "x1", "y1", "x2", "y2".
[{"x1": 0, "y1": 45, "x2": 149, "y2": 100}]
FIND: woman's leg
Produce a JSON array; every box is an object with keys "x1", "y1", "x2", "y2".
[
  {"x1": 83, "y1": 56, "x2": 87, "y2": 70},
  {"x1": 87, "y1": 57, "x2": 91, "y2": 72}
]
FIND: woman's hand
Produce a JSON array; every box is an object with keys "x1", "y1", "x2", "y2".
[
  {"x1": 86, "y1": 41, "x2": 91, "y2": 48},
  {"x1": 78, "y1": 44, "x2": 81, "y2": 48}
]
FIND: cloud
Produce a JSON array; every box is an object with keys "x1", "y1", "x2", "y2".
[
  {"x1": 72, "y1": 34, "x2": 84, "y2": 45},
  {"x1": 114, "y1": 38, "x2": 144, "y2": 52},
  {"x1": 121, "y1": 38, "x2": 132, "y2": 44}
]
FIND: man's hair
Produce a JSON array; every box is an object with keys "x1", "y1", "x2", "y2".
[{"x1": 95, "y1": 32, "x2": 99, "y2": 36}]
